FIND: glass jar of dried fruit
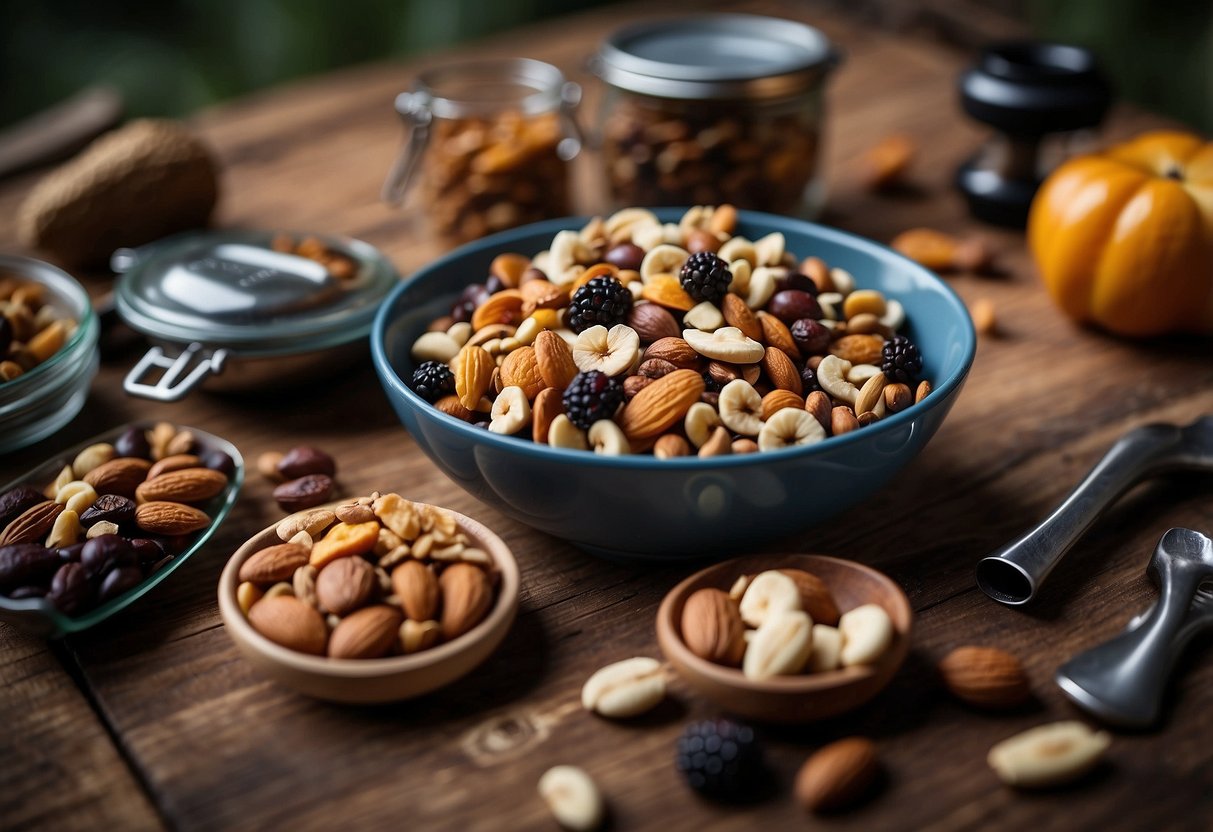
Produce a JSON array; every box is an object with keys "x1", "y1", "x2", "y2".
[
  {"x1": 591, "y1": 14, "x2": 840, "y2": 217},
  {"x1": 383, "y1": 58, "x2": 583, "y2": 246}
]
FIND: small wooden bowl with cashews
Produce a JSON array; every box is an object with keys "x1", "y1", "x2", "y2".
[
  {"x1": 657, "y1": 553, "x2": 912, "y2": 722},
  {"x1": 218, "y1": 494, "x2": 519, "y2": 703}
]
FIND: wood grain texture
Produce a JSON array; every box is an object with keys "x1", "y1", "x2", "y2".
[{"x1": 2, "y1": 0, "x2": 1212, "y2": 830}]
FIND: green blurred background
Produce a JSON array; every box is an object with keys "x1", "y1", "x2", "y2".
[{"x1": 2, "y1": 0, "x2": 1210, "y2": 132}]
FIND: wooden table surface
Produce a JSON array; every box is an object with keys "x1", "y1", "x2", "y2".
[{"x1": 2, "y1": 2, "x2": 1211, "y2": 830}]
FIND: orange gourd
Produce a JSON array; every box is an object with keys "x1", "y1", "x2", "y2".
[{"x1": 1028, "y1": 130, "x2": 1213, "y2": 337}]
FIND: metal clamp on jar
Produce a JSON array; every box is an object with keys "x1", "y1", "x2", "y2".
[
  {"x1": 591, "y1": 14, "x2": 841, "y2": 217},
  {"x1": 382, "y1": 58, "x2": 583, "y2": 246},
  {"x1": 113, "y1": 230, "x2": 398, "y2": 401}
]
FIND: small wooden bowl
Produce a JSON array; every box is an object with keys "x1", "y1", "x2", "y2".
[
  {"x1": 656, "y1": 554, "x2": 912, "y2": 723},
  {"x1": 218, "y1": 501, "x2": 519, "y2": 704}
]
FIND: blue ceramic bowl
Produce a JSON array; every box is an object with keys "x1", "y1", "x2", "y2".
[{"x1": 372, "y1": 210, "x2": 975, "y2": 560}]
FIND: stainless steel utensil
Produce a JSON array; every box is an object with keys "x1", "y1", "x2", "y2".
[
  {"x1": 977, "y1": 417, "x2": 1213, "y2": 606},
  {"x1": 1055, "y1": 527, "x2": 1213, "y2": 728}
]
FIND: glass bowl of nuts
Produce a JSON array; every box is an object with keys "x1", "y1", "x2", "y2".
[
  {"x1": 655, "y1": 554, "x2": 912, "y2": 722},
  {"x1": 0, "y1": 255, "x2": 99, "y2": 453},
  {"x1": 217, "y1": 495, "x2": 520, "y2": 703},
  {"x1": 371, "y1": 207, "x2": 976, "y2": 560},
  {"x1": 0, "y1": 421, "x2": 244, "y2": 638}
]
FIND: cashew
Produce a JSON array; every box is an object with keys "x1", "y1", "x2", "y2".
[
  {"x1": 547, "y1": 414, "x2": 589, "y2": 449},
  {"x1": 55, "y1": 481, "x2": 97, "y2": 515},
  {"x1": 411, "y1": 331, "x2": 460, "y2": 364},
  {"x1": 684, "y1": 401, "x2": 722, "y2": 448},
  {"x1": 744, "y1": 266, "x2": 779, "y2": 310},
  {"x1": 816, "y1": 355, "x2": 858, "y2": 404},
  {"x1": 678, "y1": 205, "x2": 714, "y2": 234},
  {"x1": 548, "y1": 230, "x2": 583, "y2": 283},
  {"x1": 718, "y1": 236, "x2": 756, "y2": 265},
  {"x1": 757, "y1": 407, "x2": 827, "y2": 451},
  {"x1": 838, "y1": 603, "x2": 893, "y2": 666},
  {"x1": 588, "y1": 419, "x2": 630, "y2": 456},
  {"x1": 683, "y1": 302, "x2": 724, "y2": 332},
  {"x1": 847, "y1": 363, "x2": 884, "y2": 385},
  {"x1": 639, "y1": 244, "x2": 689, "y2": 283},
  {"x1": 830, "y1": 267, "x2": 856, "y2": 296},
  {"x1": 446, "y1": 321, "x2": 472, "y2": 346},
  {"x1": 816, "y1": 292, "x2": 844, "y2": 321},
  {"x1": 489, "y1": 386, "x2": 531, "y2": 435},
  {"x1": 634, "y1": 222, "x2": 683, "y2": 251},
  {"x1": 727, "y1": 258, "x2": 752, "y2": 295},
  {"x1": 572, "y1": 324, "x2": 640, "y2": 377},
  {"x1": 880, "y1": 299, "x2": 906, "y2": 331},
  {"x1": 683, "y1": 327, "x2": 764, "y2": 363},
  {"x1": 604, "y1": 207, "x2": 660, "y2": 242},
  {"x1": 718, "y1": 379, "x2": 765, "y2": 436},
  {"x1": 753, "y1": 231, "x2": 786, "y2": 267}
]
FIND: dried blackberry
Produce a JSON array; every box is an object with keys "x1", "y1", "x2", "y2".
[
  {"x1": 567, "y1": 276, "x2": 633, "y2": 334},
  {"x1": 675, "y1": 719, "x2": 764, "y2": 802},
  {"x1": 679, "y1": 252, "x2": 732, "y2": 304},
  {"x1": 562, "y1": 371, "x2": 624, "y2": 429},
  {"x1": 801, "y1": 364, "x2": 822, "y2": 394},
  {"x1": 881, "y1": 335, "x2": 923, "y2": 385},
  {"x1": 409, "y1": 360, "x2": 455, "y2": 403}
]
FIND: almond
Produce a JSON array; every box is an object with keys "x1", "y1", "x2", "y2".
[
  {"x1": 392, "y1": 560, "x2": 440, "y2": 621},
  {"x1": 134, "y1": 467, "x2": 227, "y2": 504},
  {"x1": 761, "y1": 389, "x2": 804, "y2": 421},
  {"x1": 756, "y1": 311, "x2": 800, "y2": 360},
  {"x1": 0, "y1": 500, "x2": 64, "y2": 545},
  {"x1": 328, "y1": 605, "x2": 403, "y2": 659},
  {"x1": 315, "y1": 556, "x2": 376, "y2": 615},
  {"x1": 145, "y1": 454, "x2": 201, "y2": 480},
  {"x1": 239, "y1": 543, "x2": 310, "y2": 584},
  {"x1": 435, "y1": 395, "x2": 473, "y2": 421},
  {"x1": 778, "y1": 568, "x2": 841, "y2": 626},
  {"x1": 721, "y1": 293, "x2": 763, "y2": 342},
  {"x1": 680, "y1": 588, "x2": 746, "y2": 667},
  {"x1": 531, "y1": 387, "x2": 563, "y2": 445},
  {"x1": 134, "y1": 501, "x2": 210, "y2": 535},
  {"x1": 762, "y1": 346, "x2": 802, "y2": 394},
  {"x1": 805, "y1": 391, "x2": 832, "y2": 433},
  {"x1": 499, "y1": 345, "x2": 545, "y2": 400},
  {"x1": 616, "y1": 368, "x2": 705, "y2": 440},
  {"x1": 640, "y1": 274, "x2": 696, "y2": 311},
  {"x1": 938, "y1": 646, "x2": 1031, "y2": 709},
  {"x1": 439, "y1": 562, "x2": 492, "y2": 640},
  {"x1": 490, "y1": 253, "x2": 529, "y2": 288},
  {"x1": 534, "y1": 330, "x2": 578, "y2": 391},
  {"x1": 828, "y1": 334, "x2": 885, "y2": 366},
  {"x1": 642, "y1": 337, "x2": 701, "y2": 369},
  {"x1": 795, "y1": 737, "x2": 881, "y2": 813},
  {"x1": 626, "y1": 302, "x2": 680, "y2": 343},
  {"x1": 470, "y1": 288, "x2": 525, "y2": 331},
  {"x1": 859, "y1": 134, "x2": 916, "y2": 190},
  {"x1": 83, "y1": 457, "x2": 152, "y2": 498},
  {"x1": 452, "y1": 345, "x2": 495, "y2": 410},
  {"x1": 248, "y1": 595, "x2": 328, "y2": 655}
]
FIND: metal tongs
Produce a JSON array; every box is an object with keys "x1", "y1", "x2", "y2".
[{"x1": 977, "y1": 417, "x2": 1213, "y2": 606}]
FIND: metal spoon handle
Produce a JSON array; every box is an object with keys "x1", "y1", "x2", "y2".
[{"x1": 977, "y1": 423, "x2": 1183, "y2": 605}]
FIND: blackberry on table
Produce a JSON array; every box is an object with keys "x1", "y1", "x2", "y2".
[
  {"x1": 881, "y1": 335, "x2": 923, "y2": 385},
  {"x1": 567, "y1": 276, "x2": 633, "y2": 334},
  {"x1": 679, "y1": 252, "x2": 733, "y2": 305},
  {"x1": 410, "y1": 360, "x2": 455, "y2": 403},
  {"x1": 562, "y1": 371, "x2": 624, "y2": 429},
  {"x1": 675, "y1": 719, "x2": 764, "y2": 802}
]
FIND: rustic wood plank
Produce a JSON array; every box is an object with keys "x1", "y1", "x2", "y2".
[{"x1": 2, "y1": 0, "x2": 1212, "y2": 830}]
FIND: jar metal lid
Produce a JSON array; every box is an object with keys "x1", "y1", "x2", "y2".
[
  {"x1": 594, "y1": 14, "x2": 839, "y2": 100},
  {"x1": 113, "y1": 230, "x2": 398, "y2": 356}
]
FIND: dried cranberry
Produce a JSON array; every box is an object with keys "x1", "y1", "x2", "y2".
[{"x1": 790, "y1": 319, "x2": 832, "y2": 354}]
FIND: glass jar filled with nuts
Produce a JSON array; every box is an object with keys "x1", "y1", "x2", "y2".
[
  {"x1": 592, "y1": 15, "x2": 839, "y2": 217},
  {"x1": 382, "y1": 58, "x2": 583, "y2": 247}
]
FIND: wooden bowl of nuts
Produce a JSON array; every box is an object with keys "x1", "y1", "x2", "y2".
[
  {"x1": 217, "y1": 494, "x2": 519, "y2": 703},
  {"x1": 656, "y1": 554, "x2": 912, "y2": 723}
]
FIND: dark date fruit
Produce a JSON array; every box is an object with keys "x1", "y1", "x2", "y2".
[
  {"x1": 57, "y1": 542, "x2": 86, "y2": 563},
  {"x1": 98, "y1": 566, "x2": 143, "y2": 604},
  {"x1": 774, "y1": 272, "x2": 819, "y2": 296},
  {"x1": 201, "y1": 449, "x2": 236, "y2": 477},
  {"x1": 114, "y1": 426, "x2": 152, "y2": 460},
  {"x1": 790, "y1": 318, "x2": 832, "y2": 355},
  {"x1": 129, "y1": 538, "x2": 165, "y2": 565},
  {"x1": 0, "y1": 486, "x2": 46, "y2": 529},
  {"x1": 81, "y1": 534, "x2": 135, "y2": 579},
  {"x1": 604, "y1": 242, "x2": 645, "y2": 272},
  {"x1": 0, "y1": 544, "x2": 60, "y2": 591},
  {"x1": 273, "y1": 474, "x2": 334, "y2": 512},
  {"x1": 80, "y1": 494, "x2": 136, "y2": 528},
  {"x1": 767, "y1": 290, "x2": 822, "y2": 324},
  {"x1": 48, "y1": 562, "x2": 92, "y2": 615},
  {"x1": 277, "y1": 446, "x2": 336, "y2": 479}
]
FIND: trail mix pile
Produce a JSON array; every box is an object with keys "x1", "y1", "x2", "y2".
[
  {"x1": 0, "y1": 276, "x2": 79, "y2": 383},
  {"x1": 409, "y1": 205, "x2": 931, "y2": 456}
]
